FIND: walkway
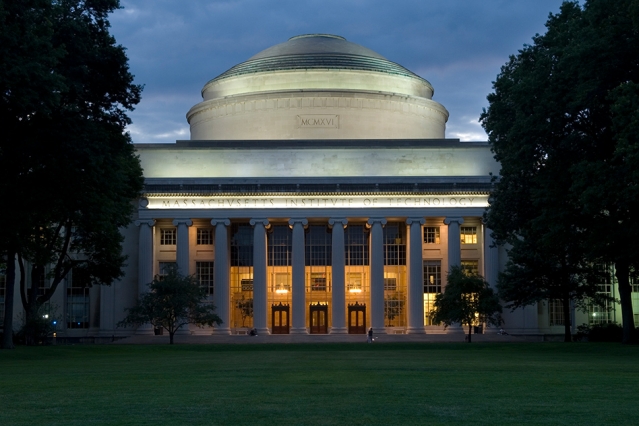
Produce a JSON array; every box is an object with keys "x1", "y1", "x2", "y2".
[{"x1": 114, "y1": 332, "x2": 540, "y2": 345}]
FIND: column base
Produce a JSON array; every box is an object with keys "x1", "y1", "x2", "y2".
[
  {"x1": 406, "y1": 326, "x2": 426, "y2": 334},
  {"x1": 330, "y1": 327, "x2": 348, "y2": 334},
  {"x1": 290, "y1": 327, "x2": 308, "y2": 334},
  {"x1": 211, "y1": 327, "x2": 232, "y2": 335}
]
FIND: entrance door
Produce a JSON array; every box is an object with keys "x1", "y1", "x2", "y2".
[
  {"x1": 348, "y1": 301, "x2": 366, "y2": 334},
  {"x1": 271, "y1": 302, "x2": 290, "y2": 334},
  {"x1": 309, "y1": 302, "x2": 328, "y2": 334}
]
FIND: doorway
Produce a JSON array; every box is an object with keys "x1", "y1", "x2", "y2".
[
  {"x1": 271, "y1": 302, "x2": 290, "y2": 334},
  {"x1": 348, "y1": 301, "x2": 366, "y2": 334},
  {"x1": 309, "y1": 302, "x2": 328, "y2": 334}
]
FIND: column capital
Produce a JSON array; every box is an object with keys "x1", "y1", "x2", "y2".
[
  {"x1": 288, "y1": 218, "x2": 308, "y2": 228},
  {"x1": 367, "y1": 217, "x2": 387, "y2": 227},
  {"x1": 135, "y1": 219, "x2": 155, "y2": 227},
  {"x1": 172, "y1": 219, "x2": 193, "y2": 227},
  {"x1": 406, "y1": 217, "x2": 425, "y2": 225},
  {"x1": 249, "y1": 218, "x2": 270, "y2": 227},
  {"x1": 211, "y1": 219, "x2": 231, "y2": 227},
  {"x1": 444, "y1": 217, "x2": 465, "y2": 225},
  {"x1": 328, "y1": 218, "x2": 348, "y2": 228}
]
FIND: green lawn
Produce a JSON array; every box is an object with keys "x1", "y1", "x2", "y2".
[{"x1": 1, "y1": 343, "x2": 637, "y2": 425}]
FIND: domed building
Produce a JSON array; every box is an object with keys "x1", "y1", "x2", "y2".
[
  {"x1": 186, "y1": 34, "x2": 449, "y2": 140},
  {"x1": 35, "y1": 35, "x2": 568, "y2": 340}
]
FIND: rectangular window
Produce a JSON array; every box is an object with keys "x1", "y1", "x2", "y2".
[
  {"x1": 461, "y1": 260, "x2": 479, "y2": 276},
  {"x1": 311, "y1": 273, "x2": 327, "y2": 292},
  {"x1": 67, "y1": 269, "x2": 90, "y2": 329},
  {"x1": 196, "y1": 228, "x2": 213, "y2": 245},
  {"x1": 384, "y1": 277, "x2": 397, "y2": 291},
  {"x1": 268, "y1": 225, "x2": 292, "y2": 266},
  {"x1": 305, "y1": 225, "x2": 331, "y2": 266},
  {"x1": 424, "y1": 227, "x2": 440, "y2": 244},
  {"x1": 383, "y1": 223, "x2": 406, "y2": 266},
  {"x1": 196, "y1": 261, "x2": 214, "y2": 295},
  {"x1": 460, "y1": 227, "x2": 477, "y2": 244},
  {"x1": 345, "y1": 225, "x2": 369, "y2": 266},
  {"x1": 0, "y1": 273, "x2": 6, "y2": 327},
  {"x1": 423, "y1": 261, "x2": 441, "y2": 293},
  {"x1": 160, "y1": 228, "x2": 177, "y2": 245},
  {"x1": 590, "y1": 263, "x2": 615, "y2": 325},
  {"x1": 231, "y1": 224, "x2": 253, "y2": 267},
  {"x1": 158, "y1": 262, "x2": 176, "y2": 280},
  {"x1": 347, "y1": 272, "x2": 362, "y2": 292},
  {"x1": 548, "y1": 299, "x2": 565, "y2": 326}
]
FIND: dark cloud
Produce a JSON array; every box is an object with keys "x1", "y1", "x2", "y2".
[{"x1": 112, "y1": 0, "x2": 566, "y2": 143}]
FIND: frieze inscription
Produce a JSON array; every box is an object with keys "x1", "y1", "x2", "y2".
[
  {"x1": 146, "y1": 195, "x2": 488, "y2": 209},
  {"x1": 296, "y1": 114, "x2": 339, "y2": 128}
]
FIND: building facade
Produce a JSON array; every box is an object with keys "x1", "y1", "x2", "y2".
[{"x1": 2, "y1": 34, "x2": 637, "y2": 338}]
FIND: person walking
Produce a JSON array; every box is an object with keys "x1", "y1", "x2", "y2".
[{"x1": 367, "y1": 327, "x2": 373, "y2": 343}]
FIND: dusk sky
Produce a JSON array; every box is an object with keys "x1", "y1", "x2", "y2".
[{"x1": 110, "y1": 0, "x2": 567, "y2": 144}]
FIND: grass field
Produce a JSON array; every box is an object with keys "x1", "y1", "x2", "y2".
[{"x1": 1, "y1": 342, "x2": 638, "y2": 425}]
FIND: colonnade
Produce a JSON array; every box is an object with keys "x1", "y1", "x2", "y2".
[{"x1": 135, "y1": 215, "x2": 499, "y2": 335}]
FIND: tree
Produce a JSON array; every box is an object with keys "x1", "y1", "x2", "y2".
[
  {"x1": 431, "y1": 266, "x2": 502, "y2": 343},
  {"x1": 118, "y1": 266, "x2": 223, "y2": 344},
  {"x1": 481, "y1": 0, "x2": 639, "y2": 343},
  {"x1": 0, "y1": 0, "x2": 143, "y2": 347},
  {"x1": 235, "y1": 296, "x2": 253, "y2": 328},
  {"x1": 384, "y1": 295, "x2": 405, "y2": 327}
]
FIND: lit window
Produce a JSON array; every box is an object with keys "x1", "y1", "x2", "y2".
[
  {"x1": 160, "y1": 228, "x2": 176, "y2": 245},
  {"x1": 461, "y1": 260, "x2": 479, "y2": 276},
  {"x1": 196, "y1": 228, "x2": 213, "y2": 245},
  {"x1": 311, "y1": 273, "x2": 327, "y2": 292},
  {"x1": 196, "y1": 261, "x2": 214, "y2": 295},
  {"x1": 347, "y1": 273, "x2": 362, "y2": 293},
  {"x1": 424, "y1": 227, "x2": 440, "y2": 244},
  {"x1": 423, "y1": 261, "x2": 441, "y2": 293},
  {"x1": 384, "y1": 277, "x2": 397, "y2": 291},
  {"x1": 460, "y1": 227, "x2": 477, "y2": 244}
]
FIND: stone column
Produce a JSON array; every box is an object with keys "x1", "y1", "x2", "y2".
[
  {"x1": 289, "y1": 218, "x2": 308, "y2": 334},
  {"x1": 406, "y1": 218, "x2": 425, "y2": 334},
  {"x1": 135, "y1": 219, "x2": 155, "y2": 335},
  {"x1": 329, "y1": 218, "x2": 348, "y2": 334},
  {"x1": 444, "y1": 217, "x2": 464, "y2": 271},
  {"x1": 211, "y1": 219, "x2": 231, "y2": 335},
  {"x1": 173, "y1": 219, "x2": 193, "y2": 275},
  {"x1": 368, "y1": 218, "x2": 387, "y2": 334},
  {"x1": 250, "y1": 218, "x2": 270, "y2": 335},
  {"x1": 483, "y1": 226, "x2": 499, "y2": 289},
  {"x1": 173, "y1": 219, "x2": 193, "y2": 335}
]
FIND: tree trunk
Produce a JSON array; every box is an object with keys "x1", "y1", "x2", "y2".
[
  {"x1": 2, "y1": 250, "x2": 16, "y2": 349},
  {"x1": 615, "y1": 260, "x2": 637, "y2": 344},
  {"x1": 169, "y1": 331, "x2": 174, "y2": 344},
  {"x1": 467, "y1": 323, "x2": 472, "y2": 343},
  {"x1": 562, "y1": 296, "x2": 572, "y2": 343}
]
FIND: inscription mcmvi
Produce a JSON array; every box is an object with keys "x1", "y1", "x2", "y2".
[{"x1": 296, "y1": 114, "x2": 339, "y2": 128}]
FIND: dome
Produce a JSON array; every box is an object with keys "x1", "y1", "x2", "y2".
[
  {"x1": 209, "y1": 34, "x2": 429, "y2": 86},
  {"x1": 187, "y1": 34, "x2": 449, "y2": 141}
]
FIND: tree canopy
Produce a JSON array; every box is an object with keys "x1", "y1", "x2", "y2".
[
  {"x1": 481, "y1": 0, "x2": 639, "y2": 344},
  {"x1": 0, "y1": 0, "x2": 143, "y2": 348},
  {"x1": 118, "y1": 266, "x2": 223, "y2": 344},
  {"x1": 431, "y1": 266, "x2": 502, "y2": 343}
]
